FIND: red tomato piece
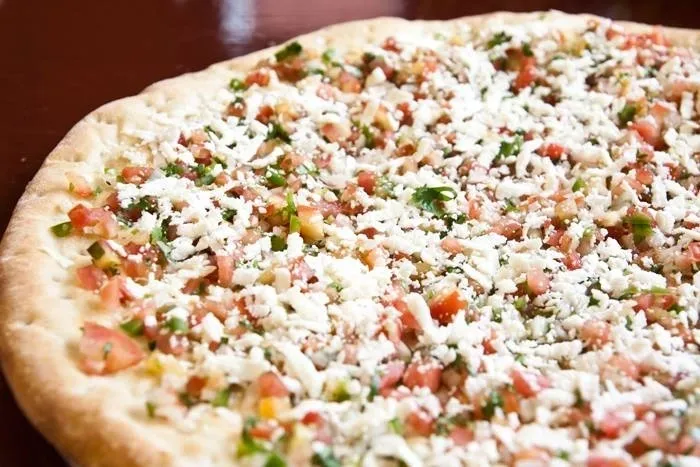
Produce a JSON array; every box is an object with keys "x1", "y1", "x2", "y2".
[
  {"x1": 563, "y1": 251, "x2": 582, "y2": 270},
  {"x1": 258, "y1": 371, "x2": 290, "y2": 398},
  {"x1": 357, "y1": 171, "x2": 376, "y2": 195},
  {"x1": 429, "y1": 288, "x2": 467, "y2": 325},
  {"x1": 121, "y1": 166, "x2": 153, "y2": 184},
  {"x1": 76, "y1": 265, "x2": 107, "y2": 291},
  {"x1": 526, "y1": 268, "x2": 550, "y2": 296},
  {"x1": 405, "y1": 410, "x2": 434, "y2": 437},
  {"x1": 378, "y1": 361, "x2": 406, "y2": 395},
  {"x1": 538, "y1": 143, "x2": 566, "y2": 160},
  {"x1": 68, "y1": 204, "x2": 118, "y2": 238},
  {"x1": 79, "y1": 322, "x2": 144, "y2": 375},
  {"x1": 403, "y1": 359, "x2": 442, "y2": 392},
  {"x1": 338, "y1": 71, "x2": 362, "y2": 93},
  {"x1": 511, "y1": 369, "x2": 550, "y2": 398},
  {"x1": 514, "y1": 57, "x2": 537, "y2": 91},
  {"x1": 580, "y1": 319, "x2": 611, "y2": 349},
  {"x1": 586, "y1": 456, "x2": 629, "y2": 467},
  {"x1": 492, "y1": 218, "x2": 522, "y2": 240},
  {"x1": 630, "y1": 118, "x2": 663, "y2": 149},
  {"x1": 449, "y1": 427, "x2": 474, "y2": 446},
  {"x1": 216, "y1": 255, "x2": 235, "y2": 288}
]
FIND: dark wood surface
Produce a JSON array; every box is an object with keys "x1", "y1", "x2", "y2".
[{"x1": 0, "y1": 0, "x2": 697, "y2": 465}]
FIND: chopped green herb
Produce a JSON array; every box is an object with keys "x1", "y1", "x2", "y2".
[
  {"x1": 266, "y1": 122, "x2": 291, "y2": 143},
  {"x1": 330, "y1": 381, "x2": 351, "y2": 402},
  {"x1": 297, "y1": 163, "x2": 320, "y2": 177},
  {"x1": 618, "y1": 103, "x2": 637, "y2": 125},
  {"x1": 623, "y1": 212, "x2": 653, "y2": 245},
  {"x1": 51, "y1": 221, "x2": 73, "y2": 237},
  {"x1": 625, "y1": 315, "x2": 634, "y2": 330},
  {"x1": 504, "y1": 199, "x2": 519, "y2": 213},
  {"x1": 411, "y1": 186, "x2": 457, "y2": 217},
  {"x1": 270, "y1": 235, "x2": 286, "y2": 252},
  {"x1": 572, "y1": 178, "x2": 586, "y2": 192},
  {"x1": 165, "y1": 317, "x2": 189, "y2": 334},
  {"x1": 265, "y1": 167, "x2": 286, "y2": 187},
  {"x1": 120, "y1": 319, "x2": 144, "y2": 337},
  {"x1": 87, "y1": 241, "x2": 105, "y2": 260},
  {"x1": 145, "y1": 401, "x2": 156, "y2": 418},
  {"x1": 203, "y1": 125, "x2": 221, "y2": 138},
  {"x1": 492, "y1": 308, "x2": 503, "y2": 323},
  {"x1": 361, "y1": 125, "x2": 375, "y2": 149},
  {"x1": 222, "y1": 208, "x2": 237, "y2": 222},
  {"x1": 321, "y1": 48, "x2": 335, "y2": 65},
  {"x1": 443, "y1": 212, "x2": 466, "y2": 230},
  {"x1": 522, "y1": 43, "x2": 534, "y2": 56},
  {"x1": 495, "y1": 134, "x2": 523, "y2": 161},
  {"x1": 275, "y1": 41, "x2": 302, "y2": 62},
  {"x1": 556, "y1": 450, "x2": 570, "y2": 461},
  {"x1": 388, "y1": 417, "x2": 403, "y2": 434},
  {"x1": 312, "y1": 447, "x2": 341, "y2": 467},
  {"x1": 482, "y1": 390, "x2": 504, "y2": 419},
  {"x1": 236, "y1": 417, "x2": 268, "y2": 457},
  {"x1": 162, "y1": 162, "x2": 184, "y2": 177},
  {"x1": 264, "y1": 453, "x2": 287, "y2": 467},
  {"x1": 229, "y1": 78, "x2": 247, "y2": 92},
  {"x1": 289, "y1": 215, "x2": 301, "y2": 233},
  {"x1": 212, "y1": 387, "x2": 231, "y2": 407},
  {"x1": 513, "y1": 296, "x2": 527, "y2": 312},
  {"x1": 285, "y1": 192, "x2": 297, "y2": 217},
  {"x1": 487, "y1": 32, "x2": 511, "y2": 49},
  {"x1": 368, "y1": 374, "x2": 379, "y2": 402}
]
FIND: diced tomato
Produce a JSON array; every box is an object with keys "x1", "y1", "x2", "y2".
[
  {"x1": 68, "y1": 204, "x2": 118, "y2": 238},
  {"x1": 79, "y1": 322, "x2": 144, "y2": 375},
  {"x1": 501, "y1": 388, "x2": 520, "y2": 413},
  {"x1": 599, "y1": 411, "x2": 631, "y2": 438},
  {"x1": 186, "y1": 376, "x2": 207, "y2": 397},
  {"x1": 121, "y1": 166, "x2": 153, "y2": 184},
  {"x1": 394, "y1": 297, "x2": 420, "y2": 332},
  {"x1": 586, "y1": 456, "x2": 629, "y2": 467},
  {"x1": 630, "y1": 118, "x2": 663, "y2": 149},
  {"x1": 429, "y1": 288, "x2": 467, "y2": 325},
  {"x1": 258, "y1": 371, "x2": 289, "y2": 398},
  {"x1": 289, "y1": 257, "x2": 315, "y2": 284},
  {"x1": 440, "y1": 237, "x2": 463, "y2": 255},
  {"x1": 449, "y1": 427, "x2": 474, "y2": 446},
  {"x1": 608, "y1": 355, "x2": 641, "y2": 381},
  {"x1": 512, "y1": 447, "x2": 550, "y2": 466},
  {"x1": 245, "y1": 69, "x2": 270, "y2": 87},
  {"x1": 319, "y1": 122, "x2": 349, "y2": 143},
  {"x1": 216, "y1": 255, "x2": 234, "y2": 287},
  {"x1": 357, "y1": 171, "x2": 376, "y2": 195},
  {"x1": 638, "y1": 419, "x2": 695, "y2": 454},
  {"x1": 381, "y1": 37, "x2": 401, "y2": 52},
  {"x1": 466, "y1": 199, "x2": 482, "y2": 220},
  {"x1": 396, "y1": 102, "x2": 413, "y2": 126},
  {"x1": 378, "y1": 361, "x2": 406, "y2": 395},
  {"x1": 405, "y1": 410, "x2": 434, "y2": 437},
  {"x1": 100, "y1": 276, "x2": 128, "y2": 310},
  {"x1": 538, "y1": 143, "x2": 566, "y2": 160},
  {"x1": 492, "y1": 218, "x2": 522, "y2": 240},
  {"x1": 688, "y1": 242, "x2": 700, "y2": 262},
  {"x1": 563, "y1": 251, "x2": 582, "y2": 270},
  {"x1": 580, "y1": 319, "x2": 611, "y2": 349},
  {"x1": 122, "y1": 257, "x2": 149, "y2": 279},
  {"x1": 633, "y1": 293, "x2": 677, "y2": 312},
  {"x1": 511, "y1": 369, "x2": 550, "y2": 398},
  {"x1": 155, "y1": 333, "x2": 188, "y2": 356},
  {"x1": 248, "y1": 422, "x2": 277, "y2": 440},
  {"x1": 76, "y1": 265, "x2": 107, "y2": 290},
  {"x1": 338, "y1": 71, "x2": 362, "y2": 93},
  {"x1": 403, "y1": 359, "x2": 442, "y2": 392},
  {"x1": 514, "y1": 56, "x2": 537, "y2": 91},
  {"x1": 67, "y1": 173, "x2": 93, "y2": 198},
  {"x1": 526, "y1": 268, "x2": 550, "y2": 296}
]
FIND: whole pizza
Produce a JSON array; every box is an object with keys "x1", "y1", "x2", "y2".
[{"x1": 1, "y1": 11, "x2": 699, "y2": 467}]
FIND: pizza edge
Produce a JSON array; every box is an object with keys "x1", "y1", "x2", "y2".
[{"x1": 0, "y1": 11, "x2": 697, "y2": 467}]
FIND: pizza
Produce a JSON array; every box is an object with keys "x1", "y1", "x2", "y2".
[{"x1": 1, "y1": 10, "x2": 699, "y2": 467}]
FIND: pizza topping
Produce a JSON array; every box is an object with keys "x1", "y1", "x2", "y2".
[{"x1": 51, "y1": 15, "x2": 700, "y2": 466}]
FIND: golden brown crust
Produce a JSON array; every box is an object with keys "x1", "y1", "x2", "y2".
[{"x1": 0, "y1": 11, "x2": 698, "y2": 467}]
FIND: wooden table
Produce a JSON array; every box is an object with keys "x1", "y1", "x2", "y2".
[{"x1": 0, "y1": 0, "x2": 697, "y2": 464}]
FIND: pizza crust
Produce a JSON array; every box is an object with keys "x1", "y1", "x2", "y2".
[{"x1": 0, "y1": 11, "x2": 697, "y2": 467}]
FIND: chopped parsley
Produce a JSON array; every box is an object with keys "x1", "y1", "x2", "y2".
[
  {"x1": 270, "y1": 235, "x2": 286, "y2": 252},
  {"x1": 312, "y1": 447, "x2": 341, "y2": 467},
  {"x1": 411, "y1": 186, "x2": 457, "y2": 217},
  {"x1": 212, "y1": 387, "x2": 231, "y2": 407},
  {"x1": 120, "y1": 319, "x2": 144, "y2": 337},
  {"x1": 482, "y1": 390, "x2": 504, "y2": 419},
  {"x1": 623, "y1": 212, "x2": 653, "y2": 245},
  {"x1": 164, "y1": 317, "x2": 189, "y2": 334},
  {"x1": 266, "y1": 122, "x2": 291, "y2": 143},
  {"x1": 487, "y1": 32, "x2": 511, "y2": 49},
  {"x1": 50, "y1": 221, "x2": 73, "y2": 237},
  {"x1": 229, "y1": 78, "x2": 247, "y2": 92},
  {"x1": 275, "y1": 41, "x2": 302, "y2": 62},
  {"x1": 495, "y1": 134, "x2": 523, "y2": 161},
  {"x1": 265, "y1": 167, "x2": 286, "y2": 187},
  {"x1": 618, "y1": 103, "x2": 637, "y2": 125}
]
